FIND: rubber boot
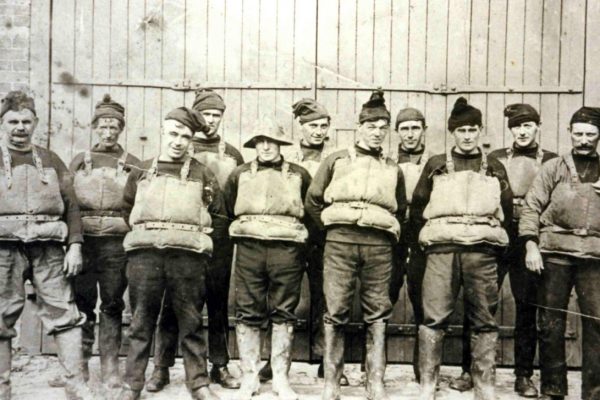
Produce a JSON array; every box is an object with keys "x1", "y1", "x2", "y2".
[
  {"x1": 259, "y1": 324, "x2": 272, "y2": 383},
  {"x1": 99, "y1": 313, "x2": 122, "y2": 388},
  {"x1": 471, "y1": 331, "x2": 498, "y2": 400},
  {"x1": 322, "y1": 323, "x2": 344, "y2": 400},
  {"x1": 271, "y1": 323, "x2": 297, "y2": 400},
  {"x1": 235, "y1": 324, "x2": 261, "y2": 400},
  {"x1": 54, "y1": 327, "x2": 94, "y2": 400},
  {"x1": 146, "y1": 366, "x2": 170, "y2": 392},
  {"x1": 365, "y1": 322, "x2": 389, "y2": 400},
  {"x1": 418, "y1": 326, "x2": 444, "y2": 400},
  {"x1": 0, "y1": 339, "x2": 11, "y2": 400}
]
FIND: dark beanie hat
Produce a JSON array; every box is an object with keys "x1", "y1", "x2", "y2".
[
  {"x1": 192, "y1": 89, "x2": 226, "y2": 112},
  {"x1": 92, "y1": 94, "x2": 125, "y2": 125},
  {"x1": 504, "y1": 103, "x2": 540, "y2": 128},
  {"x1": 1, "y1": 90, "x2": 36, "y2": 118},
  {"x1": 359, "y1": 90, "x2": 391, "y2": 123},
  {"x1": 570, "y1": 106, "x2": 600, "y2": 128},
  {"x1": 448, "y1": 97, "x2": 482, "y2": 131},
  {"x1": 165, "y1": 107, "x2": 209, "y2": 133},
  {"x1": 292, "y1": 98, "x2": 330, "y2": 123},
  {"x1": 395, "y1": 107, "x2": 426, "y2": 130}
]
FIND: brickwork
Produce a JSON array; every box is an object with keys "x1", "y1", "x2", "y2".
[{"x1": 0, "y1": 1, "x2": 30, "y2": 98}]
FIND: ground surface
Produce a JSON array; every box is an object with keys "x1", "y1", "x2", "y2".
[{"x1": 10, "y1": 355, "x2": 582, "y2": 399}]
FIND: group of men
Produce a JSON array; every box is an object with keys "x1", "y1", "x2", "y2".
[{"x1": 0, "y1": 86, "x2": 599, "y2": 400}]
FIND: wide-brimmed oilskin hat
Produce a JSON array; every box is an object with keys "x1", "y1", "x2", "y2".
[{"x1": 243, "y1": 116, "x2": 293, "y2": 148}]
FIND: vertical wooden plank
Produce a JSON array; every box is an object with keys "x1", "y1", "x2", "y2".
[
  {"x1": 29, "y1": 0, "x2": 51, "y2": 148},
  {"x1": 469, "y1": 0, "x2": 489, "y2": 153},
  {"x1": 110, "y1": 0, "x2": 130, "y2": 151},
  {"x1": 389, "y1": 0, "x2": 410, "y2": 156},
  {"x1": 257, "y1": 0, "x2": 277, "y2": 118},
  {"x1": 585, "y1": 0, "x2": 600, "y2": 105},
  {"x1": 407, "y1": 0, "x2": 426, "y2": 121},
  {"x1": 240, "y1": 0, "x2": 260, "y2": 161},
  {"x1": 373, "y1": 0, "x2": 392, "y2": 149},
  {"x1": 540, "y1": 0, "x2": 561, "y2": 153},
  {"x1": 161, "y1": 0, "x2": 185, "y2": 122},
  {"x1": 334, "y1": 0, "x2": 356, "y2": 149},
  {"x1": 207, "y1": 0, "x2": 225, "y2": 82},
  {"x1": 275, "y1": 0, "x2": 295, "y2": 141},
  {"x1": 127, "y1": 0, "x2": 147, "y2": 159},
  {"x1": 185, "y1": 0, "x2": 208, "y2": 82},
  {"x1": 523, "y1": 0, "x2": 543, "y2": 144},
  {"x1": 223, "y1": 0, "x2": 243, "y2": 146}
]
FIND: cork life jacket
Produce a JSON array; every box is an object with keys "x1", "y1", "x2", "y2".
[
  {"x1": 418, "y1": 147, "x2": 509, "y2": 247},
  {"x1": 396, "y1": 149, "x2": 429, "y2": 205},
  {"x1": 123, "y1": 157, "x2": 213, "y2": 254},
  {"x1": 497, "y1": 146, "x2": 543, "y2": 219},
  {"x1": 190, "y1": 140, "x2": 238, "y2": 188},
  {"x1": 0, "y1": 145, "x2": 68, "y2": 242},
  {"x1": 229, "y1": 160, "x2": 308, "y2": 243},
  {"x1": 539, "y1": 153, "x2": 600, "y2": 259},
  {"x1": 289, "y1": 142, "x2": 332, "y2": 177},
  {"x1": 321, "y1": 146, "x2": 401, "y2": 241},
  {"x1": 73, "y1": 150, "x2": 130, "y2": 236}
]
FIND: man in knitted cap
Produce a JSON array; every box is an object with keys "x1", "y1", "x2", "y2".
[
  {"x1": 305, "y1": 91, "x2": 407, "y2": 400},
  {"x1": 390, "y1": 107, "x2": 430, "y2": 382},
  {"x1": 119, "y1": 107, "x2": 226, "y2": 400},
  {"x1": 449, "y1": 104, "x2": 557, "y2": 397},
  {"x1": 0, "y1": 91, "x2": 93, "y2": 399},
  {"x1": 146, "y1": 89, "x2": 242, "y2": 392},
  {"x1": 53, "y1": 94, "x2": 141, "y2": 389},
  {"x1": 520, "y1": 106, "x2": 600, "y2": 400},
  {"x1": 223, "y1": 116, "x2": 312, "y2": 400},
  {"x1": 410, "y1": 97, "x2": 513, "y2": 400}
]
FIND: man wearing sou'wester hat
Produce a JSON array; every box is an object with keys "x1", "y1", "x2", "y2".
[{"x1": 520, "y1": 106, "x2": 600, "y2": 400}]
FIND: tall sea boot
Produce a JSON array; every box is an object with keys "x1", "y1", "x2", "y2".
[
  {"x1": 235, "y1": 324, "x2": 261, "y2": 400},
  {"x1": 365, "y1": 322, "x2": 389, "y2": 400},
  {"x1": 54, "y1": 327, "x2": 94, "y2": 400},
  {"x1": 471, "y1": 331, "x2": 498, "y2": 400},
  {"x1": 418, "y1": 326, "x2": 444, "y2": 400},
  {"x1": 99, "y1": 313, "x2": 122, "y2": 388},
  {"x1": 0, "y1": 339, "x2": 11, "y2": 400},
  {"x1": 322, "y1": 323, "x2": 345, "y2": 400},
  {"x1": 271, "y1": 323, "x2": 297, "y2": 400}
]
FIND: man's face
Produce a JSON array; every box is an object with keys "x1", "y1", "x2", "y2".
[
  {"x1": 452, "y1": 124, "x2": 481, "y2": 154},
  {"x1": 357, "y1": 119, "x2": 390, "y2": 150},
  {"x1": 397, "y1": 120, "x2": 425, "y2": 151},
  {"x1": 255, "y1": 138, "x2": 281, "y2": 162},
  {"x1": 300, "y1": 117, "x2": 330, "y2": 146},
  {"x1": 510, "y1": 121, "x2": 539, "y2": 149},
  {"x1": 199, "y1": 109, "x2": 223, "y2": 136},
  {"x1": 161, "y1": 119, "x2": 193, "y2": 160},
  {"x1": 1, "y1": 109, "x2": 38, "y2": 150},
  {"x1": 93, "y1": 117, "x2": 122, "y2": 149},
  {"x1": 570, "y1": 122, "x2": 600, "y2": 155}
]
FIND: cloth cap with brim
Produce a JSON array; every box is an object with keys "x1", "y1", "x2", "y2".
[
  {"x1": 164, "y1": 107, "x2": 209, "y2": 133},
  {"x1": 395, "y1": 107, "x2": 426, "y2": 130},
  {"x1": 359, "y1": 90, "x2": 391, "y2": 123},
  {"x1": 448, "y1": 97, "x2": 482, "y2": 131},
  {"x1": 243, "y1": 116, "x2": 293, "y2": 148},
  {"x1": 570, "y1": 106, "x2": 600, "y2": 129},
  {"x1": 92, "y1": 94, "x2": 125, "y2": 125},
  {"x1": 504, "y1": 103, "x2": 540, "y2": 128},
  {"x1": 1, "y1": 90, "x2": 36, "y2": 118},
  {"x1": 192, "y1": 89, "x2": 226, "y2": 112},
  {"x1": 292, "y1": 98, "x2": 330, "y2": 124}
]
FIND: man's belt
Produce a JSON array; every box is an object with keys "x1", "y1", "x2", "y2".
[
  {"x1": 0, "y1": 214, "x2": 61, "y2": 222},
  {"x1": 81, "y1": 210, "x2": 125, "y2": 217},
  {"x1": 428, "y1": 215, "x2": 501, "y2": 227},
  {"x1": 132, "y1": 222, "x2": 213, "y2": 234},
  {"x1": 238, "y1": 215, "x2": 302, "y2": 227}
]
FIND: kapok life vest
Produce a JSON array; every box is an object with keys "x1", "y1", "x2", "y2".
[
  {"x1": 418, "y1": 147, "x2": 509, "y2": 248},
  {"x1": 497, "y1": 147, "x2": 543, "y2": 219},
  {"x1": 321, "y1": 146, "x2": 401, "y2": 241},
  {"x1": 190, "y1": 140, "x2": 238, "y2": 188},
  {"x1": 0, "y1": 145, "x2": 68, "y2": 242},
  {"x1": 289, "y1": 142, "x2": 332, "y2": 177},
  {"x1": 539, "y1": 153, "x2": 600, "y2": 259},
  {"x1": 229, "y1": 160, "x2": 308, "y2": 243},
  {"x1": 123, "y1": 157, "x2": 213, "y2": 254},
  {"x1": 73, "y1": 150, "x2": 130, "y2": 236}
]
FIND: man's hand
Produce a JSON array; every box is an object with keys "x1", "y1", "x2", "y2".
[
  {"x1": 63, "y1": 243, "x2": 83, "y2": 278},
  {"x1": 525, "y1": 240, "x2": 544, "y2": 274}
]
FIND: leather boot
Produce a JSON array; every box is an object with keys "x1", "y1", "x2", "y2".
[
  {"x1": 514, "y1": 376, "x2": 538, "y2": 398},
  {"x1": 54, "y1": 327, "x2": 94, "y2": 400},
  {"x1": 191, "y1": 385, "x2": 221, "y2": 400},
  {"x1": 258, "y1": 361, "x2": 272, "y2": 383},
  {"x1": 210, "y1": 364, "x2": 241, "y2": 389},
  {"x1": 471, "y1": 331, "x2": 498, "y2": 400},
  {"x1": 99, "y1": 313, "x2": 122, "y2": 388},
  {"x1": 365, "y1": 322, "x2": 389, "y2": 400},
  {"x1": 418, "y1": 326, "x2": 444, "y2": 400},
  {"x1": 449, "y1": 371, "x2": 473, "y2": 392},
  {"x1": 0, "y1": 339, "x2": 11, "y2": 400},
  {"x1": 145, "y1": 366, "x2": 170, "y2": 392},
  {"x1": 235, "y1": 324, "x2": 261, "y2": 400},
  {"x1": 271, "y1": 323, "x2": 297, "y2": 400},
  {"x1": 118, "y1": 384, "x2": 141, "y2": 400},
  {"x1": 322, "y1": 323, "x2": 344, "y2": 400}
]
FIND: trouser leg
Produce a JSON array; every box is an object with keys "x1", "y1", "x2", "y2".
[
  {"x1": 388, "y1": 242, "x2": 407, "y2": 306},
  {"x1": 406, "y1": 246, "x2": 426, "y2": 380},
  {"x1": 154, "y1": 292, "x2": 178, "y2": 368},
  {"x1": 266, "y1": 242, "x2": 303, "y2": 325},
  {"x1": 0, "y1": 339, "x2": 11, "y2": 400},
  {"x1": 306, "y1": 242, "x2": 325, "y2": 359},
  {"x1": 73, "y1": 244, "x2": 98, "y2": 367}
]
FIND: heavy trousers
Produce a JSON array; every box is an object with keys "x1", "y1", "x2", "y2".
[
  {"x1": 537, "y1": 257, "x2": 600, "y2": 399},
  {"x1": 124, "y1": 248, "x2": 210, "y2": 391},
  {"x1": 153, "y1": 239, "x2": 233, "y2": 368}
]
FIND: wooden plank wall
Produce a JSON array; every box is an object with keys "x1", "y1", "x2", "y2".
[{"x1": 24, "y1": 0, "x2": 593, "y2": 365}]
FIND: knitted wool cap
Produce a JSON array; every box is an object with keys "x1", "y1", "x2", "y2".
[
  {"x1": 192, "y1": 89, "x2": 226, "y2": 112},
  {"x1": 292, "y1": 98, "x2": 330, "y2": 123},
  {"x1": 448, "y1": 97, "x2": 482, "y2": 131},
  {"x1": 0, "y1": 90, "x2": 36, "y2": 118},
  {"x1": 165, "y1": 107, "x2": 209, "y2": 133},
  {"x1": 570, "y1": 106, "x2": 600, "y2": 128},
  {"x1": 359, "y1": 90, "x2": 391, "y2": 124},
  {"x1": 92, "y1": 94, "x2": 125, "y2": 125},
  {"x1": 504, "y1": 103, "x2": 540, "y2": 128},
  {"x1": 395, "y1": 107, "x2": 426, "y2": 130}
]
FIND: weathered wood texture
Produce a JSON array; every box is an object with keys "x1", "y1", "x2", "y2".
[{"x1": 25, "y1": 0, "x2": 592, "y2": 365}]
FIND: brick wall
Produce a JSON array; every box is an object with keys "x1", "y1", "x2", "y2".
[{"x1": 0, "y1": 0, "x2": 30, "y2": 98}]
